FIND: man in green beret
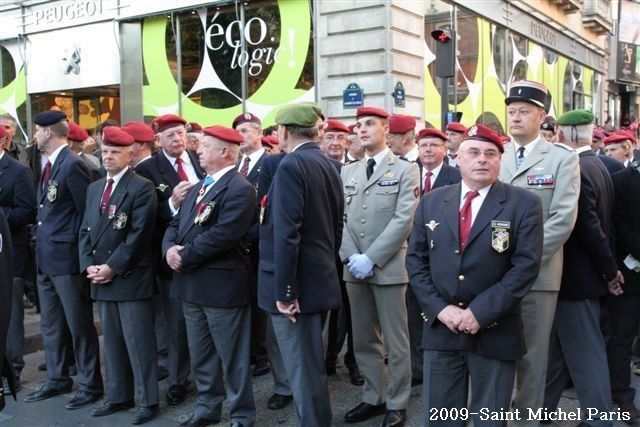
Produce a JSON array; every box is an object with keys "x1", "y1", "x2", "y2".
[
  {"x1": 543, "y1": 109, "x2": 622, "y2": 422},
  {"x1": 258, "y1": 103, "x2": 343, "y2": 426}
]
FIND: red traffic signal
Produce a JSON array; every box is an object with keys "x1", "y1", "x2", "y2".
[{"x1": 431, "y1": 29, "x2": 453, "y2": 43}]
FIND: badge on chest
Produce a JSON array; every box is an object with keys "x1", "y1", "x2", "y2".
[
  {"x1": 527, "y1": 174, "x2": 554, "y2": 186},
  {"x1": 195, "y1": 201, "x2": 216, "y2": 225},
  {"x1": 46, "y1": 180, "x2": 59, "y2": 203},
  {"x1": 491, "y1": 220, "x2": 510, "y2": 253}
]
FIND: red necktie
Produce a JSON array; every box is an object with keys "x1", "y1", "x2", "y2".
[
  {"x1": 100, "y1": 178, "x2": 114, "y2": 214},
  {"x1": 175, "y1": 157, "x2": 188, "y2": 182},
  {"x1": 459, "y1": 190, "x2": 480, "y2": 252},
  {"x1": 423, "y1": 171, "x2": 433, "y2": 194},
  {"x1": 40, "y1": 160, "x2": 52, "y2": 192},
  {"x1": 239, "y1": 156, "x2": 250, "y2": 177}
]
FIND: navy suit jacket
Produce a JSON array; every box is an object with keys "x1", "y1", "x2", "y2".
[
  {"x1": 430, "y1": 162, "x2": 462, "y2": 191},
  {"x1": 0, "y1": 210, "x2": 13, "y2": 367},
  {"x1": 258, "y1": 143, "x2": 344, "y2": 314},
  {"x1": 406, "y1": 181, "x2": 543, "y2": 361},
  {"x1": 257, "y1": 153, "x2": 285, "y2": 201},
  {"x1": 135, "y1": 150, "x2": 206, "y2": 278},
  {"x1": 35, "y1": 147, "x2": 91, "y2": 275},
  {"x1": 560, "y1": 151, "x2": 617, "y2": 300},
  {"x1": 612, "y1": 166, "x2": 640, "y2": 296},
  {"x1": 0, "y1": 154, "x2": 36, "y2": 278},
  {"x1": 163, "y1": 169, "x2": 256, "y2": 308},
  {"x1": 598, "y1": 155, "x2": 624, "y2": 175},
  {"x1": 79, "y1": 170, "x2": 157, "y2": 301}
]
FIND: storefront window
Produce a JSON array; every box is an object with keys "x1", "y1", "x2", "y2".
[
  {"x1": 454, "y1": 7, "x2": 479, "y2": 105},
  {"x1": 0, "y1": 45, "x2": 16, "y2": 87},
  {"x1": 492, "y1": 25, "x2": 508, "y2": 85}
]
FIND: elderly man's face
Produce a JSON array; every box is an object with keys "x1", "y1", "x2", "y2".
[
  {"x1": 458, "y1": 139, "x2": 501, "y2": 189},
  {"x1": 321, "y1": 131, "x2": 347, "y2": 160},
  {"x1": 418, "y1": 137, "x2": 447, "y2": 170},
  {"x1": 102, "y1": 145, "x2": 132, "y2": 175},
  {"x1": 236, "y1": 123, "x2": 262, "y2": 153},
  {"x1": 157, "y1": 125, "x2": 187, "y2": 158},
  {"x1": 605, "y1": 142, "x2": 631, "y2": 164}
]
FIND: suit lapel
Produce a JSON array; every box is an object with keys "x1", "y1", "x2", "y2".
[
  {"x1": 158, "y1": 152, "x2": 181, "y2": 188},
  {"x1": 465, "y1": 182, "x2": 506, "y2": 249},
  {"x1": 442, "y1": 184, "x2": 461, "y2": 243},
  {"x1": 501, "y1": 143, "x2": 517, "y2": 182},
  {"x1": 39, "y1": 147, "x2": 68, "y2": 203},
  {"x1": 187, "y1": 150, "x2": 207, "y2": 179},
  {"x1": 93, "y1": 171, "x2": 132, "y2": 243},
  {"x1": 247, "y1": 152, "x2": 267, "y2": 183},
  {"x1": 0, "y1": 155, "x2": 9, "y2": 188}
]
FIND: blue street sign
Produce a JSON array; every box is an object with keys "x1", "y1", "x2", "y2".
[
  {"x1": 343, "y1": 83, "x2": 364, "y2": 108},
  {"x1": 394, "y1": 82, "x2": 405, "y2": 107}
]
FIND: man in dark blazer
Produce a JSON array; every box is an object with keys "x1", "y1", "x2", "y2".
[
  {"x1": 79, "y1": 127, "x2": 159, "y2": 424},
  {"x1": 136, "y1": 114, "x2": 206, "y2": 405},
  {"x1": 67, "y1": 122, "x2": 103, "y2": 181},
  {"x1": 233, "y1": 112, "x2": 270, "y2": 378},
  {"x1": 164, "y1": 125, "x2": 256, "y2": 427},
  {"x1": 258, "y1": 103, "x2": 343, "y2": 427},
  {"x1": 0, "y1": 125, "x2": 36, "y2": 390},
  {"x1": 406, "y1": 125, "x2": 543, "y2": 426},
  {"x1": 24, "y1": 111, "x2": 103, "y2": 409},
  {"x1": 543, "y1": 110, "x2": 619, "y2": 422},
  {"x1": 0, "y1": 208, "x2": 15, "y2": 410},
  {"x1": 607, "y1": 160, "x2": 640, "y2": 421}
]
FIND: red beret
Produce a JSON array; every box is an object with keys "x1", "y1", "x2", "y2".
[
  {"x1": 620, "y1": 130, "x2": 637, "y2": 143},
  {"x1": 203, "y1": 125, "x2": 244, "y2": 144},
  {"x1": 151, "y1": 114, "x2": 187, "y2": 134},
  {"x1": 593, "y1": 130, "x2": 606, "y2": 140},
  {"x1": 499, "y1": 135, "x2": 511, "y2": 143},
  {"x1": 604, "y1": 133, "x2": 632, "y2": 145},
  {"x1": 266, "y1": 135, "x2": 279, "y2": 145},
  {"x1": 122, "y1": 121, "x2": 155, "y2": 143},
  {"x1": 188, "y1": 122, "x2": 203, "y2": 133},
  {"x1": 67, "y1": 122, "x2": 88, "y2": 142},
  {"x1": 446, "y1": 122, "x2": 467, "y2": 133},
  {"x1": 348, "y1": 124, "x2": 356, "y2": 134},
  {"x1": 324, "y1": 119, "x2": 349, "y2": 133},
  {"x1": 463, "y1": 124, "x2": 504, "y2": 153},
  {"x1": 417, "y1": 128, "x2": 447, "y2": 142},
  {"x1": 103, "y1": 126, "x2": 135, "y2": 147},
  {"x1": 388, "y1": 115, "x2": 416, "y2": 134},
  {"x1": 232, "y1": 113, "x2": 262, "y2": 129},
  {"x1": 356, "y1": 106, "x2": 389, "y2": 119},
  {"x1": 0, "y1": 125, "x2": 7, "y2": 139},
  {"x1": 261, "y1": 137, "x2": 275, "y2": 149}
]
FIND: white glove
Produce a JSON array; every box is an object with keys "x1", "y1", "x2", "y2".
[{"x1": 348, "y1": 254, "x2": 375, "y2": 280}]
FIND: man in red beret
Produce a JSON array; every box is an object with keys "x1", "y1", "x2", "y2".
[
  {"x1": 347, "y1": 124, "x2": 364, "y2": 163},
  {"x1": 417, "y1": 129, "x2": 462, "y2": 195},
  {"x1": 121, "y1": 121, "x2": 156, "y2": 169},
  {"x1": 321, "y1": 119, "x2": 350, "y2": 163},
  {"x1": 387, "y1": 115, "x2": 418, "y2": 163},
  {"x1": 163, "y1": 125, "x2": 257, "y2": 427},
  {"x1": 79, "y1": 127, "x2": 159, "y2": 424},
  {"x1": 604, "y1": 133, "x2": 635, "y2": 167},
  {"x1": 67, "y1": 122, "x2": 102, "y2": 180},
  {"x1": 341, "y1": 106, "x2": 419, "y2": 426},
  {"x1": 136, "y1": 113, "x2": 206, "y2": 406},
  {"x1": 445, "y1": 122, "x2": 467, "y2": 167},
  {"x1": 407, "y1": 124, "x2": 543, "y2": 426}
]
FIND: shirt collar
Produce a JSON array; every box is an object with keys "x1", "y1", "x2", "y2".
[
  {"x1": 365, "y1": 147, "x2": 390, "y2": 166},
  {"x1": 245, "y1": 148, "x2": 265, "y2": 162},
  {"x1": 47, "y1": 144, "x2": 67, "y2": 166},
  {"x1": 162, "y1": 149, "x2": 191, "y2": 167},
  {"x1": 514, "y1": 137, "x2": 540, "y2": 158},
  {"x1": 209, "y1": 164, "x2": 236, "y2": 183},
  {"x1": 404, "y1": 146, "x2": 419, "y2": 162},
  {"x1": 460, "y1": 180, "x2": 492, "y2": 203},
  {"x1": 134, "y1": 155, "x2": 152, "y2": 168},
  {"x1": 0, "y1": 150, "x2": 4, "y2": 161},
  {"x1": 106, "y1": 166, "x2": 128, "y2": 186},
  {"x1": 424, "y1": 161, "x2": 443, "y2": 177},
  {"x1": 291, "y1": 141, "x2": 312, "y2": 153},
  {"x1": 575, "y1": 145, "x2": 592, "y2": 154}
]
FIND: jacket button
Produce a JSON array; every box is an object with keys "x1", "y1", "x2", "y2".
[
  {"x1": 38, "y1": 221, "x2": 42, "y2": 226},
  {"x1": 359, "y1": 232, "x2": 365, "y2": 238},
  {"x1": 457, "y1": 302, "x2": 465, "y2": 307},
  {"x1": 365, "y1": 190, "x2": 370, "y2": 196},
  {"x1": 458, "y1": 275, "x2": 465, "y2": 281},
  {"x1": 362, "y1": 205, "x2": 367, "y2": 209},
  {"x1": 361, "y1": 219, "x2": 366, "y2": 224},
  {"x1": 39, "y1": 204, "x2": 43, "y2": 208},
  {"x1": 87, "y1": 227, "x2": 91, "y2": 231},
  {"x1": 92, "y1": 250, "x2": 96, "y2": 255},
  {"x1": 454, "y1": 249, "x2": 459, "y2": 254}
]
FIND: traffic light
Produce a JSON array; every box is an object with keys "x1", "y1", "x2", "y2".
[{"x1": 431, "y1": 29, "x2": 456, "y2": 78}]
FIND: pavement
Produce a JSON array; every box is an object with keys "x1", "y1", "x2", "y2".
[{"x1": 1, "y1": 306, "x2": 639, "y2": 426}]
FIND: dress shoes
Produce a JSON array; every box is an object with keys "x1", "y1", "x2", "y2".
[
  {"x1": 267, "y1": 393, "x2": 293, "y2": 410},
  {"x1": 92, "y1": 399, "x2": 135, "y2": 416},
  {"x1": 349, "y1": 369, "x2": 364, "y2": 386},
  {"x1": 24, "y1": 383, "x2": 73, "y2": 402},
  {"x1": 325, "y1": 364, "x2": 337, "y2": 376},
  {"x1": 179, "y1": 414, "x2": 220, "y2": 426},
  {"x1": 66, "y1": 390, "x2": 103, "y2": 409},
  {"x1": 166, "y1": 384, "x2": 188, "y2": 406},
  {"x1": 382, "y1": 409, "x2": 406, "y2": 427},
  {"x1": 132, "y1": 405, "x2": 159, "y2": 425},
  {"x1": 344, "y1": 402, "x2": 387, "y2": 423},
  {"x1": 252, "y1": 360, "x2": 271, "y2": 377}
]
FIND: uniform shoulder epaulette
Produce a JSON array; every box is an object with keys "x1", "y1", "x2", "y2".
[{"x1": 553, "y1": 142, "x2": 575, "y2": 152}]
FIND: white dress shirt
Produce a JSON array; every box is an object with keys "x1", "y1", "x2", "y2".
[{"x1": 459, "y1": 181, "x2": 492, "y2": 227}]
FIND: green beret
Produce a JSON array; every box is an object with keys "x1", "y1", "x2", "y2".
[
  {"x1": 275, "y1": 103, "x2": 322, "y2": 127},
  {"x1": 556, "y1": 109, "x2": 594, "y2": 126}
]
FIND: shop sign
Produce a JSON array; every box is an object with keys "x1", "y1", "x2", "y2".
[{"x1": 343, "y1": 83, "x2": 364, "y2": 109}]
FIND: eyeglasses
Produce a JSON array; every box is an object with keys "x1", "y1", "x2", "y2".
[
  {"x1": 418, "y1": 142, "x2": 445, "y2": 149},
  {"x1": 325, "y1": 135, "x2": 347, "y2": 142},
  {"x1": 461, "y1": 149, "x2": 501, "y2": 159}
]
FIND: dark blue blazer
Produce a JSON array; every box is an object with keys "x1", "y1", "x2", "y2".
[
  {"x1": 612, "y1": 166, "x2": 640, "y2": 296},
  {"x1": 0, "y1": 154, "x2": 36, "y2": 278},
  {"x1": 431, "y1": 162, "x2": 462, "y2": 191},
  {"x1": 406, "y1": 181, "x2": 543, "y2": 361},
  {"x1": 162, "y1": 168, "x2": 256, "y2": 308},
  {"x1": 258, "y1": 143, "x2": 344, "y2": 314},
  {"x1": 79, "y1": 170, "x2": 157, "y2": 301},
  {"x1": 560, "y1": 151, "x2": 617, "y2": 300},
  {"x1": 0, "y1": 209, "x2": 13, "y2": 366},
  {"x1": 35, "y1": 147, "x2": 91, "y2": 275},
  {"x1": 598, "y1": 155, "x2": 624, "y2": 175},
  {"x1": 135, "y1": 150, "x2": 206, "y2": 278}
]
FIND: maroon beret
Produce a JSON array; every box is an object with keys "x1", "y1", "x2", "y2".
[
  {"x1": 103, "y1": 126, "x2": 135, "y2": 147},
  {"x1": 463, "y1": 124, "x2": 504, "y2": 153},
  {"x1": 261, "y1": 137, "x2": 275, "y2": 149},
  {"x1": 388, "y1": 115, "x2": 416, "y2": 134},
  {"x1": 446, "y1": 122, "x2": 467, "y2": 134},
  {"x1": 122, "y1": 121, "x2": 155, "y2": 143},
  {"x1": 324, "y1": 119, "x2": 349, "y2": 133},
  {"x1": 151, "y1": 114, "x2": 187, "y2": 134},
  {"x1": 593, "y1": 130, "x2": 606, "y2": 140},
  {"x1": 604, "y1": 133, "x2": 632, "y2": 145},
  {"x1": 232, "y1": 112, "x2": 262, "y2": 129},
  {"x1": 499, "y1": 135, "x2": 511, "y2": 143},
  {"x1": 67, "y1": 122, "x2": 88, "y2": 142},
  {"x1": 417, "y1": 128, "x2": 447, "y2": 142},
  {"x1": 356, "y1": 106, "x2": 389, "y2": 119},
  {"x1": 188, "y1": 122, "x2": 203, "y2": 133},
  {"x1": 203, "y1": 125, "x2": 244, "y2": 144},
  {"x1": 348, "y1": 124, "x2": 356, "y2": 134},
  {"x1": 0, "y1": 125, "x2": 7, "y2": 139},
  {"x1": 266, "y1": 135, "x2": 279, "y2": 145},
  {"x1": 620, "y1": 129, "x2": 637, "y2": 143}
]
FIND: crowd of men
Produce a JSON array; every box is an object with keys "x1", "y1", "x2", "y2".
[{"x1": 1, "y1": 78, "x2": 640, "y2": 427}]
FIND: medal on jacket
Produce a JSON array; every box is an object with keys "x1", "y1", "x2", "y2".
[
  {"x1": 491, "y1": 220, "x2": 510, "y2": 253},
  {"x1": 259, "y1": 195, "x2": 267, "y2": 224},
  {"x1": 112, "y1": 212, "x2": 128, "y2": 230},
  {"x1": 426, "y1": 220, "x2": 440, "y2": 231},
  {"x1": 195, "y1": 201, "x2": 215, "y2": 225},
  {"x1": 46, "y1": 180, "x2": 58, "y2": 203}
]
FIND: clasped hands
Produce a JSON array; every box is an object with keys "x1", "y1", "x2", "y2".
[
  {"x1": 437, "y1": 305, "x2": 480, "y2": 335},
  {"x1": 166, "y1": 245, "x2": 184, "y2": 272},
  {"x1": 86, "y1": 264, "x2": 115, "y2": 284},
  {"x1": 607, "y1": 270, "x2": 625, "y2": 296},
  {"x1": 347, "y1": 253, "x2": 375, "y2": 280}
]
